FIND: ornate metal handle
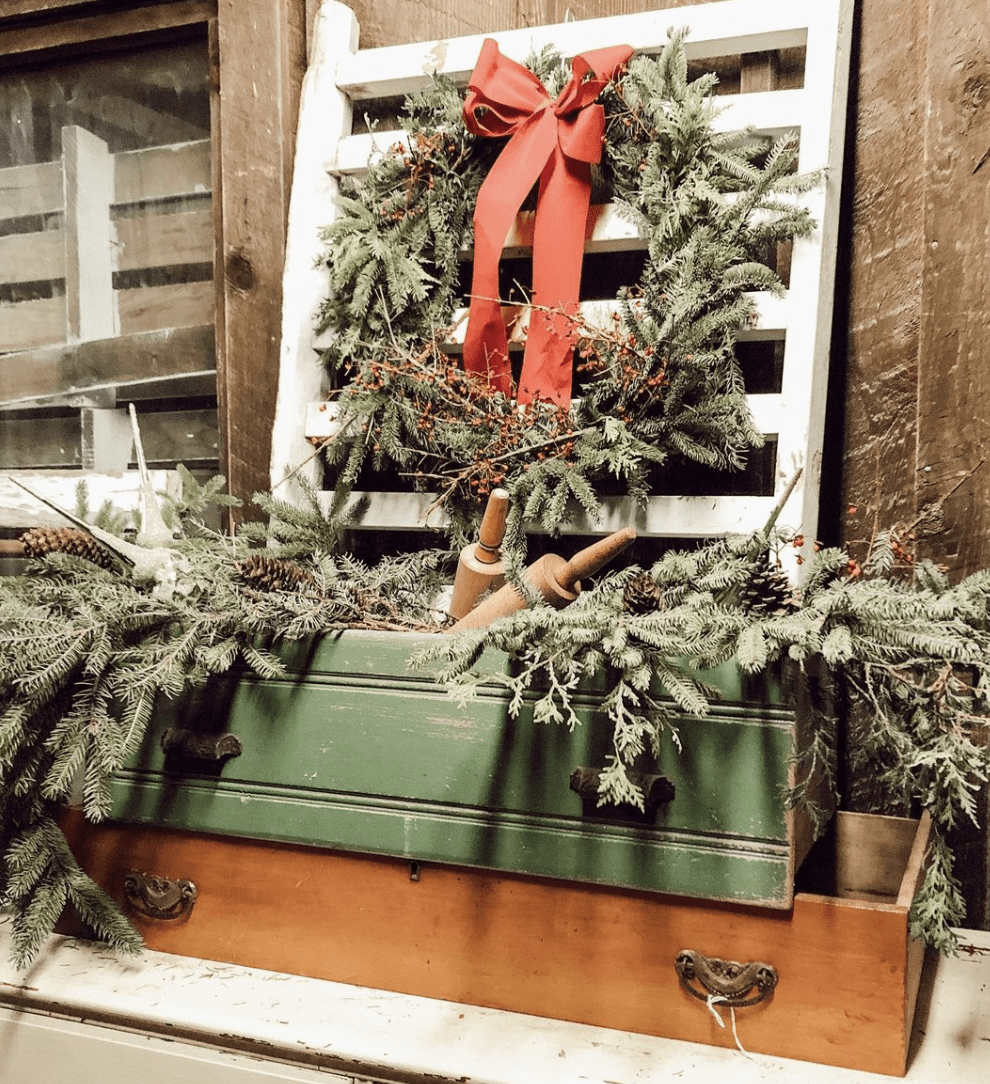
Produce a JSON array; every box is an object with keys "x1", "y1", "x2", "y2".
[
  {"x1": 675, "y1": 949, "x2": 778, "y2": 1008},
  {"x1": 124, "y1": 870, "x2": 198, "y2": 921}
]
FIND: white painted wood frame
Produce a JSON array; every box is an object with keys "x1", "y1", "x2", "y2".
[{"x1": 274, "y1": 0, "x2": 855, "y2": 549}]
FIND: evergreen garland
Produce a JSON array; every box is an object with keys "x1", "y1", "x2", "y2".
[
  {"x1": 2, "y1": 474, "x2": 990, "y2": 960},
  {"x1": 315, "y1": 31, "x2": 819, "y2": 542}
]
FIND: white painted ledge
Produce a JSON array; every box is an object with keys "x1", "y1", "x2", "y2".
[{"x1": 0, "y1": 928, "x2": 988, "y2": 1083}]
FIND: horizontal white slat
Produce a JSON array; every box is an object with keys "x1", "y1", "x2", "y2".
[
  {"x1": 747, "y1": 393, "x2": 782, "y2": 434},
  {"x1": 437, "y1": 292, "x2": 788, "y2": 347},
  {"x1": 332, "y1": 88, "x2": 804, "y2": 176},
  {"x1": 336, "y1": 0, "x2": 809, "y2": 101},
  {"x1": 307, "y1": 391, "x2": 781, "y2": 445},
  {"x1": 317, "y1": 488, "x2": 782, "y2": 538},
  {"x1": 710, "y1": 88, "x2": 804, "y2": 136}
]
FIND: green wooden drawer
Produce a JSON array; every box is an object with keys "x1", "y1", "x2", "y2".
[{"x1": 111, "y1": 630, "x2": 806, "y2": 906}]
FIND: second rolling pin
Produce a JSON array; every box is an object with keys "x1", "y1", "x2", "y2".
[{"x1": 446, "y1": 527, "x2": 636, "y2": 632}]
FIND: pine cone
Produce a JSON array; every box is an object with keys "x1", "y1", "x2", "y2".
[
  {"x1": 19, "y1": 526, "x2": 117, "y2": 570},
  {"x1": 622, "y1": 571, "x2": 664, "y2": 614},
  {"x1": 739, "y1": 564, "x2": 797, "y2": 617},
  {"x1": 236, "y1": 554, "x2": 315, "y2": 593}
]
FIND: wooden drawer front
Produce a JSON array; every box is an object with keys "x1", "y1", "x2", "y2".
[
  {"x1": 63, "y1": 811, "x2": 929, "y2": 1077},
  {"x1": 112, "y1": 632, "x2": 796, "y2": 905}
]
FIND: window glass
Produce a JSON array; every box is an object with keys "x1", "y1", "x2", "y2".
[{"x1": 0, "y1": 34, "x2": 216, "y2": 475}]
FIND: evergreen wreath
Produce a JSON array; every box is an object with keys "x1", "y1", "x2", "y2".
[{"x1": 315, "y1": 30, "x2": 820, "y2": 541}]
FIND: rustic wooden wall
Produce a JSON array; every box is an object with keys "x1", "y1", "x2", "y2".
[
  {"x1": 837, "y1": 0, "x2": 990, "y2": 928},
  {"x1": 332, "y1": 0, "x2": 990, "y2": 922}
]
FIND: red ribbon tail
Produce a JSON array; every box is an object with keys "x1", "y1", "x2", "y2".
[
  {"x1": 462, "y1": 296, "x2": 513, "y2": 395},
  {"x1": 516, "y1": 152, "x2": 592, "y2": 407}
]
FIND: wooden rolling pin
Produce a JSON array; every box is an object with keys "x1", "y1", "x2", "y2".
[
  {"x1": 448, "y1": 488, "x2": 510, "y2": 620},
  {"x1": 447, "y1": 526, "x2": 636, "y2": 632}
]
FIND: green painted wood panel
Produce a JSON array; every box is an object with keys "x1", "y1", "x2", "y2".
[{"x1": 110, "y1": 631, "x2": 797, "y2": 905}]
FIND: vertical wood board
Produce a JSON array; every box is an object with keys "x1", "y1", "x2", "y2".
[{"x1": 213, "y1": 0, "x2": 308, "y2": 515}]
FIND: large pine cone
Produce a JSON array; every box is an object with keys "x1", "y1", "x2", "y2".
[
  {"x1": 19, "y1": 526, "x2": 117, "y2": 569},
  {"x1": 236, "y1": 554, "x2": 316, "y2": 593},
  {"x1": 739, "y1": 563, "x2": 797, "y2": 617},
  {"x1": 622, "y1": 571, "x2": 664, "y2": 614}
]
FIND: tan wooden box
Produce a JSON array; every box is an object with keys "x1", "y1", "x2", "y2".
[{"x1": 63, "y1": 808, "x2": 930, "y2": 1076}]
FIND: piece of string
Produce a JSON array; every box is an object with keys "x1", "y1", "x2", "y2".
[{"x1": 705, "y1": 994, "x2": 759, "y2": 1062}]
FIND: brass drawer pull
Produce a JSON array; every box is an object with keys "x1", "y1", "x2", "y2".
[
  {"x1": 124, "y1": 870, "x2": 198, "y2": 921},
  {"x1": 675, "y1": 949, "x2": 778, "y2": 1007}
]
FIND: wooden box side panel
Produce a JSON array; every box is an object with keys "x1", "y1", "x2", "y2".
[{"x1": 64, "y1": 813, "x2": 918, "y2": 1076}]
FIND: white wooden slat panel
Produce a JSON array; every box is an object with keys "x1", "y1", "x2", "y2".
[
  {"x1": 0, "y1": 296, "x2": 65, "y2": 352},
  {"x1": 276, "y1": 0, "x2": 854, "y2": 547},
  {"x1": 335, "y1": 0, "x2": 810, "y2": 101}
]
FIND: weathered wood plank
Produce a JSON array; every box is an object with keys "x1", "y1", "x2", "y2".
[
  {"x1": 0, "y1": 469, "x2": 181, "y2": 529},
  {"x1": 838, "y1": 0, "x2": 926, "y2": 543},
  {"x1": 0, "y1": 1, "x2": 213, "y2": 56},
  {"x1": 214, "y1": 0, "x2": 307, "y2": 514},
  {"x1": 0, "y1": 324, "x2": 215, "y2": 406},
  {"x1": 916, "y1": 0, "x2": 990, "y2": 574},
  {"x1": 913, "y1": 0, "x2": 990, "y2": 929},
  {"x1": 117, "y1": 281, "x2": 214, "y2": 335},
  {"x1": 0, "y1": 160, "x2": 62, "y2": 219},
  {"x1": 113, "y1": 140, "x2": 212, "y2": 205},
  {"x1": 0, "y1": 229, "x2": 63, "y2": 285},
  {"x1": 0, "y1": 296, "x2": 65, "y2": 353},
  {"x1": 62, "y1": 125, "x2": 117, "y2": 342},
  {"x1": 115, "y1": 209, "x2": 213, "y2": 271}
]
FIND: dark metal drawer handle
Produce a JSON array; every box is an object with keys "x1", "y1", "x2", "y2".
[
  {"x1": 161, "y1": 727, "x2": 243, "y2": 762},
  {"x1": 675, "y1": 949, "x2": 778, "y2": 1008},
  {"x1": 124, "y1": 870, "x2": 198, "y2": 921},
  {"x1": 569, "y1": 767, "x2": 675, "y2": 812}
]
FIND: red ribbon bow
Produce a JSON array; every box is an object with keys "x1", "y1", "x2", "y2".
[{"x1": 462, "y1": 38, "x2": 633, "y2": 406}]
